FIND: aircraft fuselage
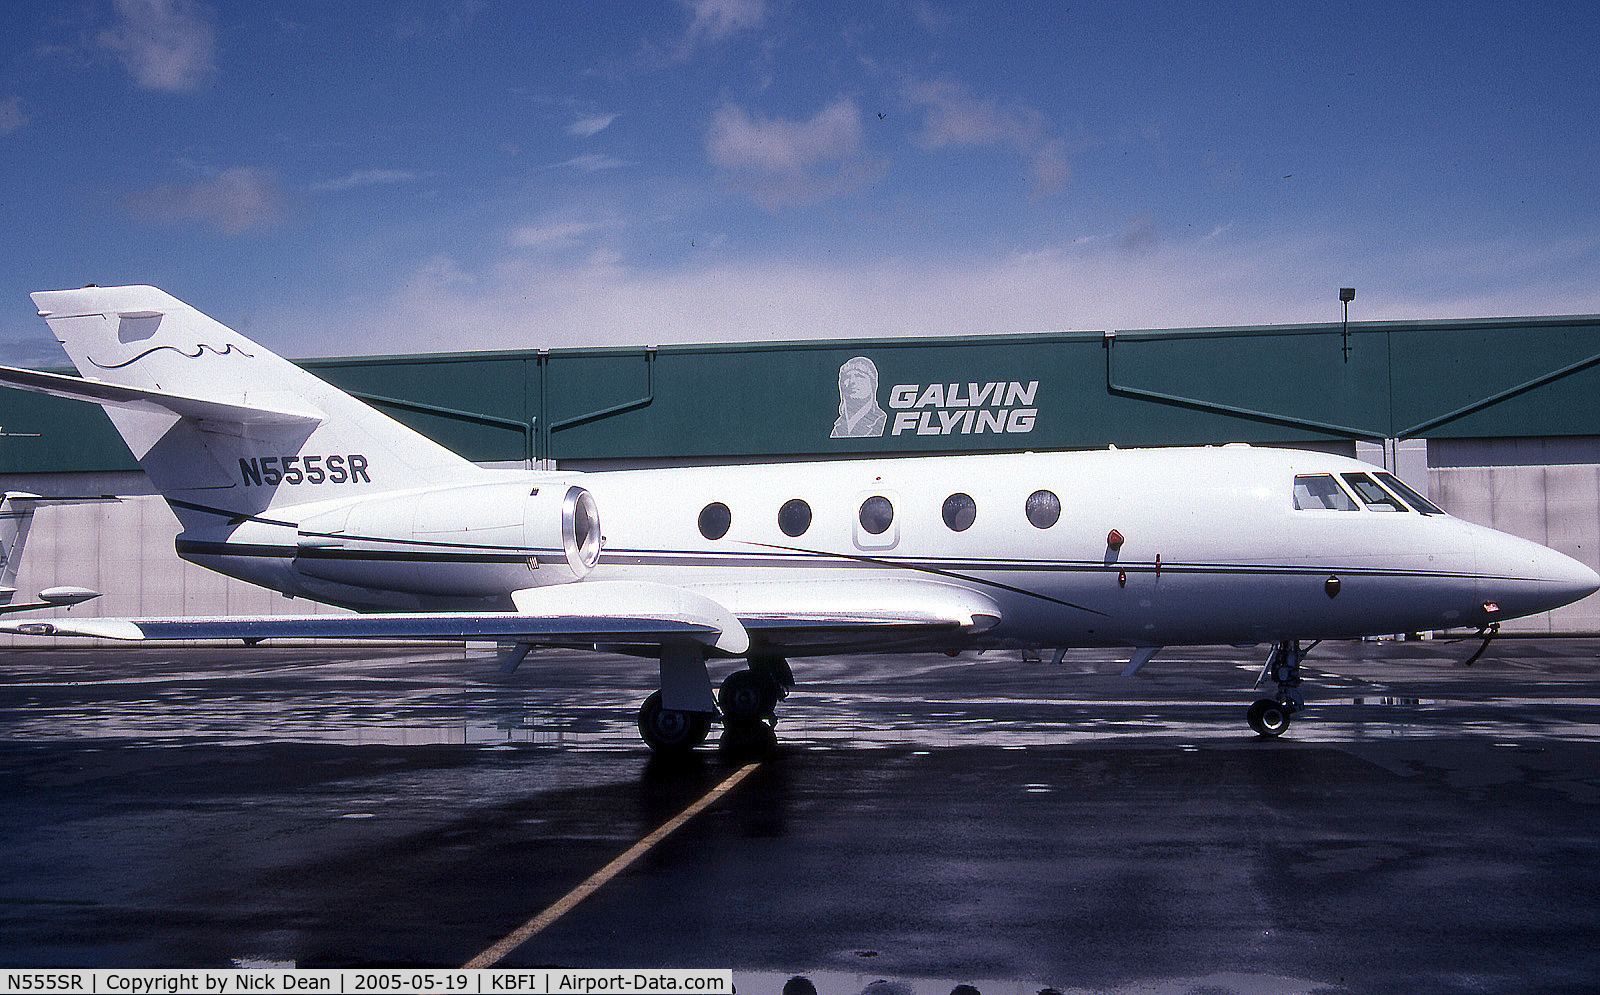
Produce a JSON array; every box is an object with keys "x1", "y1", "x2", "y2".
[{"x1": 181, "y1": 444, "x2": 1593, "y2": 653}]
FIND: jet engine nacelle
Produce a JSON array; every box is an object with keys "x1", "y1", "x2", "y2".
[{"x1": 294, "y1": 479, "x2": 601, "y2": 597}]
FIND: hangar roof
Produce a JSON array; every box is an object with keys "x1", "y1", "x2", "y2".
[{"x1": 4, "y1": 314, "x2": 1600, "y2": 473}]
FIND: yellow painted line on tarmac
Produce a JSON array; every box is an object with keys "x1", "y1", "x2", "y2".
[{"x1": 462, "y1": 761, "x2": 764, "y2": 969}]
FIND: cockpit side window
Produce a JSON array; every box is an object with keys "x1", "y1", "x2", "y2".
[
  {"x1": 1293, "y1": 474, "x2": 1358, "y2": 510},
  {"x1": 1340, "y1": 472, "x2": 1408, "y2": 512},
  {"x1": 1374, "y1": 471, "x2": 1444, "y2": 515}
]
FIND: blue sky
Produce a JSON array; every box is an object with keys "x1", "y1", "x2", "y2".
[{"x1": 3, "y1": 0, "x2": 1599, "y2": 364}]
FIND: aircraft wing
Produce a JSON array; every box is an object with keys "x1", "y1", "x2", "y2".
[
  {"x1": 0, "y1": 364, "x2": 322, "y2": 426},
  {"x1": 0, "y1": 581, "x2": 750, "y2": 654},
  {"x1": 689, "y1": 578, "x2": 1003, "y2": 651},
  {"x1": 0, "y1": 579, "x2": 999, "y2": 654}
]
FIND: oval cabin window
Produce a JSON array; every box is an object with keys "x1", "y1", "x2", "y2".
[
  {"x1": 942, "y1": 492, "x2": 977, "y2": 532},
  {"x1": 1025, "y1": 489, "x2": 1061, "y2": 529},
  {"x1": 778, "y1": 498, "x2": 812, "y2": 537},
  {"x1": 698, "y1": 502, "x2": 731, "y2": 540},
  {"x1": 858, "y1": 495, "x2": 894, "y2": 535}
]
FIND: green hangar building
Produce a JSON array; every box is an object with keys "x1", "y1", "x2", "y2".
[{"x1": 3, "y1": 312, "x2": 1600, "y2": 637}]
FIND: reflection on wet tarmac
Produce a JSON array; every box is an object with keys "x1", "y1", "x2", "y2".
[{"x1": 3, "y1": 642, "x2": 1600, "y2": 750}]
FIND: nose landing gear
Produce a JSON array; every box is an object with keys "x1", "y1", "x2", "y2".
[{"x1": 1248, "y1": 639, "x2": 1309, "y2": 737}]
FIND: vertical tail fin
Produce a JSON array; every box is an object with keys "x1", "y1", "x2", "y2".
[
  {"x1": 0, "y1": 492, "x2": 38, "y2": 601},
  {"x1": 25, "y1": 286, "x2": 482, "y2": 528}
]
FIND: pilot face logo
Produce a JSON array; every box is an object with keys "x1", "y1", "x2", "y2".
[
  {"x1": 829, "y1": 355, "x2": 1042, "y2": 440},
  {"x1": 831, "y1": 357, "x2": 887, "y2": 438}
]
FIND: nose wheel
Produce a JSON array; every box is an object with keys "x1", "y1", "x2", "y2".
[
  {"x1": 1247, "y1": 697, "x2": 1294, "y2": 736},
  {"x1": 1247, "y1": 639, "x2": 1309, "y2": 738}
]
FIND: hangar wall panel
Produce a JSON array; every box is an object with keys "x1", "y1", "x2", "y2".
[
  {"x1": 7, "y1": 315, "x2": 1600, "y2": 470},
  {"x1": 1432, "y1": 464, "x2": 1600, "y2": 633}
]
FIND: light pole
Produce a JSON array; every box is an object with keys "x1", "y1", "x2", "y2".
[{"x1": 1340, "y1": 287, "x2": 1356, "y2": 362}]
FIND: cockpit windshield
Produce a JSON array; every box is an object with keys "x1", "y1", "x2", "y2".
[
  {"x1": 1374, "y1": 471, "x2": 1445, "y2": 515},
  {"x1": 1341, "y1": 472, "x2": 1408, "y2": 512}
]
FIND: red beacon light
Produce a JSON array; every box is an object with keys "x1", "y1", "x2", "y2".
[{"x1": 1107, "y1": 529, "x2": 1125, "y2": 549}]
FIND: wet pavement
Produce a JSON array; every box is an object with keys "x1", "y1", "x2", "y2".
[{"x1": 1, "y1": 639, "x2": 1599, "y2": 993}]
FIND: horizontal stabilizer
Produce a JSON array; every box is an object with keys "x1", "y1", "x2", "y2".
[{"x1": 0, "y1": 364, "x2": 322, "y2": 426}]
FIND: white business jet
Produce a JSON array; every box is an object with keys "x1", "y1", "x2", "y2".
[{"x1": 0, "y1": 286, "x2": 1594, "y2": 752}]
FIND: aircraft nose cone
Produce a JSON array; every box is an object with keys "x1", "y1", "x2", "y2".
[
  {"x1": 1478, "y1": 530, "x2": 1600, "y2": 619},
  {"x1": 1538, "y1": 547, "x2": 1600, "y2": 607}
]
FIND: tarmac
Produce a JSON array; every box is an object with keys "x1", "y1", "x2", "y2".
[{"x1": 2, "y1": 638, "x2": 1599, "y2": 994}]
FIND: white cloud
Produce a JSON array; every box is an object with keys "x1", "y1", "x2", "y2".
[
  {"x1": 909, "y1": 0, "x2": 955, "y2": 34},
  {"x1": 251, "y1": 220, "x2": 1600, "y2": 364},
  {"x1": 554, "y1": 153, "x2": 626, "y2": 172},
  {"x1": 125, "y1": 167, "x2": 287, "y2": 234},
  {"x1": 640, "y1": 0, "x2": 768, "y2": 66},
  {"x1": 681, "y1": 0, "x2": 768, "y2": 46},
  {"x1": 97, "y1": 0, "x2": 217, "y2": 93},
  {"x1": 310, "y1": 169, "x2": 430, "y2": 193},
  {"x1": 568, "y1": 113, "x2": 618, "y2": 138},
  {"x1": 261, "y1": 230, "x2": 1338, "y2": 358},
  {"x1": 708, "y1": 99, "x2": 879, "y2": 208},
  {"x1": 709, "y1": 100, "x2": 861, "y2": 173},
  {"x1": 903, "y1": 77, "x2": 1070, "y2": 196},
  {"x1": 0, "y1": 97, "x2": 27, "y2": 135},
  {"x1": 508, "y1": 218, "x2": 618, "y2": 251}
]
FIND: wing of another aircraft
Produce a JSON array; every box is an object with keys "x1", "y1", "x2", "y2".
[{"x1": 0, "y1": 588, "x2": 101, "y2": 615}]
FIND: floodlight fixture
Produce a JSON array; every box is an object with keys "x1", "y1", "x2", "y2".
[{"x1": 1340, "y1": 287, "x2": 1356, "y2": 362}]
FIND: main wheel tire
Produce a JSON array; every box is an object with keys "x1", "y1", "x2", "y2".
[
  {"x1": 718, "y1": 669, "x2": 777, "y2": 724},
  {"x1": 638, "y1": 690, "x2": 711, "y2": 752},
  {"x1": 1247, "y1": 698, "x2": 1292, "y2": 737}
]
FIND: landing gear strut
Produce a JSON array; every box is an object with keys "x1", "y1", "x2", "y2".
[{"x1": 1248, "y1": 639, "x2": 1308, "y2": 738}]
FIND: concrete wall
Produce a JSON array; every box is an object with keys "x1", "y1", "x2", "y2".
[{"x1": 1432, "y1": 463, "x2": 1600, "y2": 634}]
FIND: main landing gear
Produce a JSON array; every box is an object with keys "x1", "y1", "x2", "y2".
[
  {"x1": 637, "y1": 690, "x2": 713, "y2": 751},
  {"x1": 1247, "y1": 639, "x2": 1309, "y2": 738},
  {"x1": 636, "y1": 653, "x2": 794, "y2": 754}
]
